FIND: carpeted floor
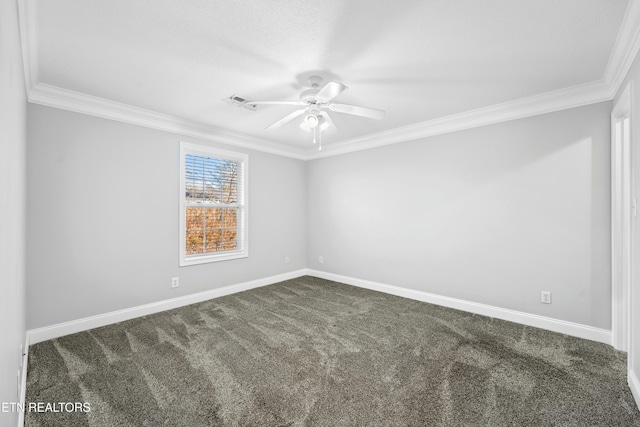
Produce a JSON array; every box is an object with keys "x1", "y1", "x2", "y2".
[{"x1": 26, "y1": 276, "x2": 640, "y2": 426}]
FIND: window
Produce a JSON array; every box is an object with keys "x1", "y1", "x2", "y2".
[{"x1": 180, "y1": 142, "x2": 248, "y2": 266}]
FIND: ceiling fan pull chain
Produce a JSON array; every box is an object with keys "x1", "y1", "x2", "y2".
[{"x1": 318, "y1": 128, "x2": 322, "y2": 151}]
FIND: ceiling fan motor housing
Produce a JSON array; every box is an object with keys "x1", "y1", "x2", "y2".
[{"x1": 299, "y1": 88, "x2": 319, "y2": 101}]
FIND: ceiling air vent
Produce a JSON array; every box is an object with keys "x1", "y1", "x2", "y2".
[{"x1": 225, "y1": 95, "x2": 257, "y2": 111}]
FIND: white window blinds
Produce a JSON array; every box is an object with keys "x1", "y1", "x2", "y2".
[{"x1": 180, "y1": 142, "x2": 248, "y2": 265}]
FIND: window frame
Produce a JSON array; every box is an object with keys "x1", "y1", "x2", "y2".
[{"x1": 179, "y1": 141, "x2": 249, "y2": 266}]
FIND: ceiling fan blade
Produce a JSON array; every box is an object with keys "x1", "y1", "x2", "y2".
[
  {"x1": 328, "y1": 103, "x2": 385, "y2": 120},
  {"x1": 266, "y1": 109, "x2": 308, "y2": 129},
  {"x1": 315, "y1": 82, "x2": 348, "y2": 103},
  {"x1": 318, "y1": 112, "x2": 337, "y2": 135},
  {"x1": 248, "y1": 100, "x2": 307, "y2": 106}
]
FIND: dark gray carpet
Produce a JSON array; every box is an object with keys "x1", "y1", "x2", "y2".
[{"x1": 26, "y1": 276, "x2": 640, "y2": 426}]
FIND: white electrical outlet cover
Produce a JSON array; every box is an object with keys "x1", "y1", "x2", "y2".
[{"x1": 541, "y1": 291, "x2": 551, "y2": 304}]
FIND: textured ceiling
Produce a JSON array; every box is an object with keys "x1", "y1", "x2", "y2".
[{"x1": 28, "y1": 0, "x2": 629, "y2": 151}]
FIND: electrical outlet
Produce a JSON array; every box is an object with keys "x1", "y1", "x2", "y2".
[
  {"x1": 285, "y1": 257, "x2": 290, "y2": 264},
  {"x1": 171, "y1": 277, "x2": 179, "y2": 288},
  {"x1": 319, "y1": 256, "x2": 324, "y2": 264},
  {"x1": 541, "y1": 291, "x2": 551, "y2": 304}
]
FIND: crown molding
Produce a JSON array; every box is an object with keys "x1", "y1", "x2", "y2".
[
  {"x1": 308, "y1": 80, "x2": 612, "y2": 159},
  {"x1": 17, "y1": 0, "x2": 37, "y2": 94},
  {"x1": 28, "y1": 83, "x2": 309, "y2": 160},
  {"x1": 604, "y1": 0, "x2": 640, "y2": 97},
  {"x1": 18, "y1": 0, "x2": 640, "y2": 161}
]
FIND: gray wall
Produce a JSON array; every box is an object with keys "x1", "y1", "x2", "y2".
[
  {"x1": 614, "y1": 48, "x2": 640, "y2": 388},
  {"x1": 25, "y1": 96, "x2": 614, "y2": 332},
  {"x1": 307, "y1": 102, "x2": 612, "y2": 329},
  {"x1": 0, "y1": 0, "x2": 27, "y2": 424},
  {"x1": 26, "y1": 105, "x2": 307, "y2": 329}
]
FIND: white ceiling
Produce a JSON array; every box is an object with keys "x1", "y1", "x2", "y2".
[{"x1": 20, "y1": 0, "x2": 638, "y2": 158}]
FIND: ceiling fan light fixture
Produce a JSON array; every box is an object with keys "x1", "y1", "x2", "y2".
[{"x1": 304, "y1": 114, "x2": 319, "y2": 128}]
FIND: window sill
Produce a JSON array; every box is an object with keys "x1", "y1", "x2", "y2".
[{"x1": 180, "y1": 251, "x2": 248, "y2": 266}]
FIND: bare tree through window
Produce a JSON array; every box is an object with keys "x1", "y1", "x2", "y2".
[{"x1": 184, "y1": 154, "x2": 240, "y2": 255}]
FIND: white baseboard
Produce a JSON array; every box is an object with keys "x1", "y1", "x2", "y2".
[
  {"x1": 17, "y1": 332, "x2": 29, "y2": 427},
  {"x1": 26, "y1": 268, "x2": 612, "y2": 347},
  {"x1": 305, "y1": 269, "x2": 612, "y2": 345},
  {"x1": 28, "y1": 269, "x2": 307, "y2": 344},
  {"x1": 630, "y1": 369, "x2": 640, "y2": 410}
]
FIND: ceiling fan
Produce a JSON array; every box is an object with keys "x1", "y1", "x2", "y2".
[{"x1": 227, "y1": 76, "x2": 385, "y2": 151}]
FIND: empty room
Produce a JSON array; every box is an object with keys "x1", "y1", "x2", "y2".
[{"x1": 3, "y1": 0, "x2": 640, "y2": 425}]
